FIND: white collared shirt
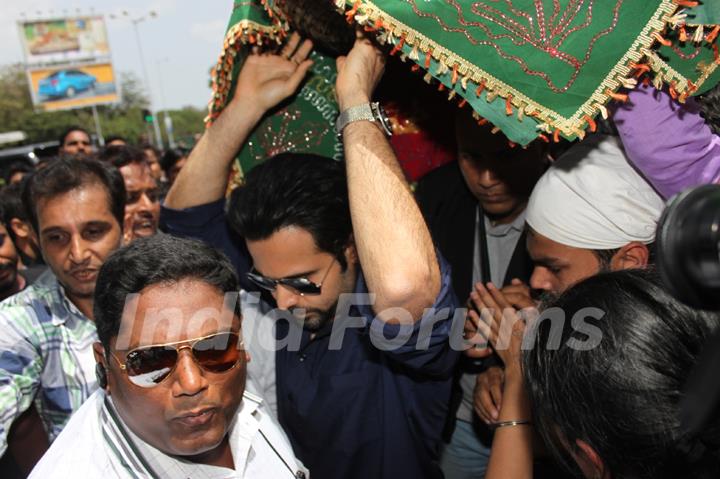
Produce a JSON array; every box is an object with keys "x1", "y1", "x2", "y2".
[{"x1": 29, "y1": 389, "x2": 307, "y2": 479}]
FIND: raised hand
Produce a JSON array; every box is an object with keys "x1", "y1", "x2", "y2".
[
  {"x1": 467, "y1": 282, "x2": 532, "y2": 373},
  {"x1": 232, "y1": 32, "x2": 314, "y2": 114},
  {"x1": 335, "y1": 31, "x2": 386, "y2": 111}
]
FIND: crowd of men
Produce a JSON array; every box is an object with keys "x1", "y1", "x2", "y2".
[{"x1": 0, "y1": 31, "x2": 719, "y2": 479}]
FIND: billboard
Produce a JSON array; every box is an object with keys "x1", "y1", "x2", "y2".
[
  {"x1": 27, "y1": 63, "x2": 120, "y2": 112},
  {"x1": 19, "y1": 16, "x2": 110, "y2": 65}
]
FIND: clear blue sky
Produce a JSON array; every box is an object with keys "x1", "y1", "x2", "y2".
[{"x1": 0, "y1": 0, "x2": 231, "y2": 110}]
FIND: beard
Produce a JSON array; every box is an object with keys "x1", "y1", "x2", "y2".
[{"x1": 290, "y1": 301, "x2": 338, "y2": 332}]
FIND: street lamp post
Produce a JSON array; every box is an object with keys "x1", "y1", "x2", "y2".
[
  {"x1": 156, "y1": 57, "x2": 176, "y2": 149},
  {"x1": 110, "y1": 10, "x2": 164, "y2": 149}
]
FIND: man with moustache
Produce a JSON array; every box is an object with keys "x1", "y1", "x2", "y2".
[
  {"x1": 29, "y1": 235, "x2": 306, "y2": 478},
  {"x1": 58, "y1": 126, "x2": 93, "y2": 158},
  {"x1": 0, "y1": 158, "x2": 124, "y2": 457},
  {"x1": 98, "y1": 145, "x2": 161, "y2": 243},
  {"x1": 0, "y1": 209, "x2": 25, "y2": 301}
]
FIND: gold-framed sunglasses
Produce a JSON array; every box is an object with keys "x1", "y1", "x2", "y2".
[{"x1": 109, "y1": 331, "x2": 243, "y2": 388}]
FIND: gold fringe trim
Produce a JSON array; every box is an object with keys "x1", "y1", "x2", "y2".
[
  {"x1": 340, "y1": 0, "x2": 695, "y2": 141},
  {"x1": 205, "y1": 19, "x2": 288, "y2": 126}
]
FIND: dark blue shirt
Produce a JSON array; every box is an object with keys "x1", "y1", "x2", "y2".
[{"x1": 160, "y1": 200, "x2": 460, "y2": 479}]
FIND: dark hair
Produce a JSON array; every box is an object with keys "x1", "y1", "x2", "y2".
[
  {"x1": 97, "y1": 145, "x2": 149, "y2": 169},
  {"x1": 227, "y1": 153, "x2": 352, "y2": 269},
  {"x1": 93, "y1": 235, "x2": 239, "y2": 349},
  {"x1": 140, "y1": 143, "x2": 161, "y2": 159},
  {"x1": 160, "y1": 148, "x2": 189, "y2": 173},
  {"x1": 0, "y1": 183, "x2": 28, "y2": 240},
  {"x1": 281, "y1": 0, "x2": 356, "y2": 56},
  {"x1": 524, "y1": 269, "x2": 720, "y2": 479},
  {"x1": 697, "y1": 83, "x2": 720, "y2": 136},
  {"x1": 105, "y1": 136, "x2": 127, "y2": 145},
  {"x1": 22, "y1": 158, "x2": 126, "y2": 233},
  {"x1": 3, "y1": 162, "x2": 33, "y2": 185},
  {"x1": 58, "y1": 126, "x2": 90, "y2": 146}
]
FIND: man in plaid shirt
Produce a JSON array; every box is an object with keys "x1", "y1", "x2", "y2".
[{"x1": 0, "y1": 158, "x2": 124, "y2": 459}]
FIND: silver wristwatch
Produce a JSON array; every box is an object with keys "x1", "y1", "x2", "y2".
[{"x1": 335, "y1": 102, "x2": 393, "y2": 137}]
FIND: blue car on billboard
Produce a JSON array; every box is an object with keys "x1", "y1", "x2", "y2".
[{"x1": 38, "y1": 69, "x2": 97, "y2": 99}]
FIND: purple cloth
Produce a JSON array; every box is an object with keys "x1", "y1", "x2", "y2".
[{"x1": 613, "y1": 83, "x2": 720, "y2": 199}]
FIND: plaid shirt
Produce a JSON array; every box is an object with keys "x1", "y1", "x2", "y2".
[{"x1": 0, "y1": 270, "x2": 98, "y2": 456}]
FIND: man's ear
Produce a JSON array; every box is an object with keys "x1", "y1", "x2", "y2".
[
  {"x1": 575, "y1": 439, "x2": 609, "y2": 479},
  {"x1": 93, "y1": 342, "x2": 110, "y2": 391},
  {"x1": 610, "y1": 241, "x2": 649, "y2": 271},
  {"x1": 92, "y1": 342, "x2": 105, "y2": 365},
  {"x1": 344, "y1": 235, "x2": 358, "y2": 266},
  {"x1": 9, "y1": 218, "x2": 30, "y2": 239}
]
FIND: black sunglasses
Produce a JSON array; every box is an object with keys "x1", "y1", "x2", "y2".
[{"x1": 246, "y1": 259, "x2": 336, "y2": 296}]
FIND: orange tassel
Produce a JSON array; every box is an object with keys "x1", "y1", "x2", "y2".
[
  {"x1": 346, "y1": 0, "x2": 361, "y2": 23},
  {"x1": 707, "y1": 26, "x2": 720, "y2": 44},
  {"x1": 606, "y1": 89, "x2": 629, "y2": 102},
  {"x1": 477, "y1": 118, "x2": 489, "y2": 126},
  {"x1": 669, "y1": 82, "x2": 678, "y2": 100},
  {"x1": 390, "y1": 35, "x2": 406, "y2": 56},
  {"x1": 673, "y1": 0, "x2": 699, "y2": 6},
  {"x1": 458, "y1": 99, "x2": 467, "y2": 108},
  {"x1": 630, "y1": 62, "x2": 651, "y2": 78},
  {"x1": 475, "y1": 79, "x2": 487, "y2": 97},
  {"x1": 679, "y1": 26, "x2": 688, "y2": 43},
  {"x1": 505, "y1": 95, "x2": 514, "y2": 116},
  {"x1": 364, "y1": 18, "x2": 383, "y2": 32},
  {"x1": 653, "y1": 32, "x2": 672, "y2": 47},
  {"x1": 583, "y1": 115, "x2": 597, "y2": 133},
  {"x1": 451, "y1": 64, "x2": 459, "y2": 85},
  {"x1": 538, "y1": 133, "x2": 550, "y2": 143},
  {"x1": 553, "y1": 129, "x2": 561, "y2": 143},
  {"x1": 425, "y1": 48, "x2": 433, "y2": 69},
  {"x1": 438, "y1": 83, "x2": 446, "y2": 92},
  {"x1": 411, "y1": 64, "x2": 421, "y2": 72},
  {"x1": 508, "y1": 141, "x2": 517, "y2": 149}
]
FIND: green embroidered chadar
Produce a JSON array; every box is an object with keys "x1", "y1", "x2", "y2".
[{"x1": 209, "y1": 0, "x2": 720, "y2": 177}]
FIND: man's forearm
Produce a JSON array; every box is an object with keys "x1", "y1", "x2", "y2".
[
  {"x1": 344, "y1": 121, "x2": 441, "y2": 321},
  {"x1": 164, "y1": 98, "x2": 264, "y2": 209}
]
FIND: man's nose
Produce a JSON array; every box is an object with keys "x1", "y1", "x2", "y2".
[
  {"x1": 68, "y1": 235, "x2": 90, "y2": 263},
  {"x1": 529, "y1": 267, "x2": 553, "y2": 292},
  {"x1": 172, "y1": 349, "x2": 208, "y2": 397},
  {"x1": 274, "y1": 284, "x2": 301, "y2": 311}
]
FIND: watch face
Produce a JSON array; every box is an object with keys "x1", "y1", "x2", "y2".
[{"x1": 377, "y1": 105, "x2": 393, "y2": 135}]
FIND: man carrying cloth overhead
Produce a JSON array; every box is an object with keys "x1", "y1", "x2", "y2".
[{"x1": 160, "y1": 32, "x2": 459, "y2": 479}]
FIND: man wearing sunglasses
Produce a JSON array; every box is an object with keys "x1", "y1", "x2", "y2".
[
  {"x1": 161, "y1": 33, "x2": 459, "y2": 479},
  {"x1": 29, "y1": 235, "x2": 307, "y2": 478}
]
